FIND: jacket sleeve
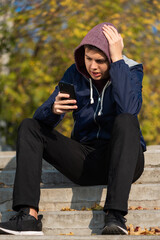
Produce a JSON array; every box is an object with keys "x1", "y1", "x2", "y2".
[
  {"x1": 109, "y1": 57, "x2": 143, "y2": 115},
  {"x1": 33, "y1": 65, "x2": 74, "y2": 127}
]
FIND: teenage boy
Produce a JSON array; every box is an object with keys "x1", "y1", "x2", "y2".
[{"x1": 0, "y1": 22, "x2": 145, "y2": 235}]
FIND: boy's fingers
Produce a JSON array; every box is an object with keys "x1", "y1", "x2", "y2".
[
  {"x1": 56, "y1": 104, "x2": 78, "y2": 111},
  {"x1": 103, "y1": 27, "x2": 115, "y2": 41},
  {"x1": 119, "y1": 34, "x2": 124, "y2": 47},
  {"x1": 58, "y1": 92, "x2": 70, "y2": 99},
  {"x1": 102, "y1": 30, "x2": 112, "y2": 43},
  {"x1": 54, "y1": 103, "x2": 77, "y2": 114},
  {"x1": 107, "y1": 25, "x2": 119, "y2": 36},
  {"x1": 103, "y1": 24, "x2": 118, "y2": 34},
  {"x1": 103, "y1": 25, "x2": 120, "y2": 40},
  {"x1": 60, "y1": 99, "x2": 77, "y2": 105},
  {"x1": 56, "y1": 93, "x2": 69, "y2": 101}
]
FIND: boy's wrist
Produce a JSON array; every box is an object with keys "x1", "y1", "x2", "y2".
[{"x1": 111, "y1": 55, "x2": 123, "y2": 63}]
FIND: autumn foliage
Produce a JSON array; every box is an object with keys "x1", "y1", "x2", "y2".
[{"x1": 0, "y1": 0, "x2": 160, "y2": 148}]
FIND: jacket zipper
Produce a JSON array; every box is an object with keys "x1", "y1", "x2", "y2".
[
  {"x1": 96, "y1": 82, "x2": 111, "y2": 138},
  {"x1": 94, "y1": 97, "x2": 101, "y2": 138},
  {"x1": 84, "y1": 76, "x2": 111, "y2": 139}
]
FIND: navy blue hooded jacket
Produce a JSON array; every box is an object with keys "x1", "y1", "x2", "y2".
[{"x1": 33, "y1": 23, "x2": 146, "y2": 151}]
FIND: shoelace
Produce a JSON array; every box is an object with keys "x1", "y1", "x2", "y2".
[
  {"x1": 9, "y1": 210, "x2": 28, "y2": 231},
  {"x1": 114, "y1": 213, "x2": 127, "y2": 224},
  {"x1": 106, "y1": 212, "x2": 127, "y2": 225}
]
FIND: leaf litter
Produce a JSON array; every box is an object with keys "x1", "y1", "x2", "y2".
[{"x1": 60, "y1": 204, "x2": 160, "y2": 235}]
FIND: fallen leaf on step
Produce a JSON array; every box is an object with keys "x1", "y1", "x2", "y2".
[
  {"x1": 61, "y1": 207, "x2": 76, "y2": 211},
  {"x1": 128, "y1": 225, "x2": 160, "y2": 235},
  {"x1": 136, "y1": 206, "x2": 144, "y2": 210},
  {"x1": 155, "y1": 227, "x2": 160, "y2": 232},
  {"x1": 59, "y1": 232, "x2": 74, "y2": 235},
  {"x1": 90, "y1": 203, "x2": 103, "y2": 211},
  {"x1": 128, "y1": 224, "x2": 135, "y2": 235},
  {"x1": 128, "y1": 206, "x2": 136, "y2": 210},
  {"x1": 81, "y1": 203, "x2": 103, "y2": 211},
  {"x1": 129, "y1": 206, "x2": 149, "y2": 210},
  {"x1": 60, "y1": 203, "x2": 103, "y2": 211}
]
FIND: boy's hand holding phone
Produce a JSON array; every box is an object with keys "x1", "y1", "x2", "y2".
[{"x1": 52, "y1": 83, "x2": 77, "y2": 115}]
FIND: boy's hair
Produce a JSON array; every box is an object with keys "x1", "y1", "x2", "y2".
[
  {"x1": 84, "y1": 44, "x2": 102, "y2": 53},
  {"x1": 84, "y1": 44, "x2": 108, "y2": 61}
]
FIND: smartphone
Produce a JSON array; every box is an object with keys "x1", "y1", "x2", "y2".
[{"x1": 58, "y1": 82, "x2": 76, "y2": 100}]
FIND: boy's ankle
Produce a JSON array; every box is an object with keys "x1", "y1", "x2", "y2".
[{"x1": 29, "y1": 208, "x2": 38, "y2": 220}]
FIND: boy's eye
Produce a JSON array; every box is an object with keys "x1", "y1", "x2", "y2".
[{"x1": 96, "y1": 60, "x2": 105, "y2": 64}]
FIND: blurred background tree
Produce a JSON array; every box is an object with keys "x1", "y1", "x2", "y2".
[{"x1": 0, "y1": 0, "x2": 160, "y2": 149}]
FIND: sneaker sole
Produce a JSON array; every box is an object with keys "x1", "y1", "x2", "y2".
[
  {"x1": 0, "y1": 227, "x2": 44, "y2": 235},
  {"x1": 102, "y1": 225, "x2": 128, "y2": 235}
]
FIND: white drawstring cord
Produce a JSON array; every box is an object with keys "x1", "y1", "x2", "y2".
[
  {"x1": 98, "y1": 81, "x2": 111, "y2": 116},
  {"x1": 89, "y1": 78, "x2": 94, "y2": 104},
  {"x1": 89, "y1": 78, "x2": 111, "y2": 115}
]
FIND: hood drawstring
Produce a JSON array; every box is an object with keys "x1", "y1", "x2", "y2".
[
  {"x1": 89, "y1": 78, "x2": 111, "y2": 116},
  {"x1": 89, "y1": 78, "x2": 94, "y2": 104},
  {"x1": 98, "y1": 81, "x2": 111, "y2": 116}
]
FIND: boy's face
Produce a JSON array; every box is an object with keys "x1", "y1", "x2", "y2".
[{"x1": 84, "y1": 47, "x2": 109, "y2": 81}]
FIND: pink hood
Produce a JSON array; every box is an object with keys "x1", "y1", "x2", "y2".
[{"x1": 74, "y1": 22, "x2": 116, "y2": 78}]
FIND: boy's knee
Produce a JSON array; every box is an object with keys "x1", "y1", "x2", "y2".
[
  {"x1": 114, "y1": 113, "x2": 139, "y2": 131},
  {"x1": 18, "y1": 118, "x2": 38, "y2": 132}
]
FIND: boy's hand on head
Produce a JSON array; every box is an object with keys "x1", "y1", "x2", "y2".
[
  {"x1": 102, "y1": 24, "x2": 124, "y2": 63},
  {"x1": 52, "y1": 92, "x2": 77, "y2": 115}
]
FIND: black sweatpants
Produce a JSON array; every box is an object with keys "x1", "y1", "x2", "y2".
[{"x1": 13, "y1": 113, "x2": 144, "y2": 215}]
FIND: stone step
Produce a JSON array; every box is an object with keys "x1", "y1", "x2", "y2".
[
  {"x1": 147, "y1": 145, "x2": 160, "y2": 150},
  {"x1": 1, "y1": 210, "x2": 160, "y2": 235},
  {"x1": 41, "y1": 167, "x2": 160, "y2": 185},
  {"x1": 0, "y1": 184, "x2": 160, "y2": 212},
  {"x1": 37, "y1": 166, "x2": 160, "y2": 184},
  {"x1": 0, "y1": 166, "x2": 160, "y2": 187},
  {"x1": 144, "y1": 149, "x2": 160, "y2": 167},
  {"x1": 0, "y1": 154, "x2": 53, "y2": 170},
  {"x1": 0, "y1": 236, "x2": 159, "y2": 240},
  {"x1": 0, "y1": 147, "x2": 160, "y2": 170}
]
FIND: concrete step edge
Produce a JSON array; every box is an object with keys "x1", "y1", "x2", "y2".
[
  {"x1": 1, "y1": 147, "x2": 160, "y2": 169},
  {"x1": 0, "y1": 184, "x2": 160, "y2": 212},
  {"x1": 0, "y1": 235, "x2": 159, "y2": 240},
  {"x1": 0, "y1": 168, "x2": 160, "y2": 187},
  {"x1": 1, "y1": 210, "x2": 160, "y2": 229}
]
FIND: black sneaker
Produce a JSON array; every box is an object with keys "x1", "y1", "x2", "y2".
[
  {"x1": 0, "y1": 208, "x2": 43, "y2": 235},
  {"x1": 102, "y1": 210, "x2": 128, "y2": 235}
]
